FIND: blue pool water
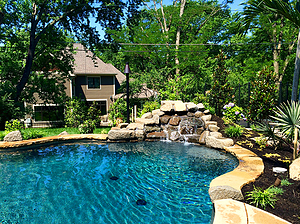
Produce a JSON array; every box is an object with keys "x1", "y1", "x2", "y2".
[{"x1": 0, "y1": 141, "x2": 238, "y2": 224}]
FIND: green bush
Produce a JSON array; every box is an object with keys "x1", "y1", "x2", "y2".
[
  {"x1": 78, "y1": 120, "x2": 96, "y2": 134},
  {"x1": 64, "y1": 98, "x2": 87, "y2": 128},
  {"x1": 210, "y1": 51, "x2": 233, "y2": 116},
  {"x1": 5, "y1": 119, "x2": 24, "y2": 133},
  {"x1": 246, "y1": 185, "x2": 278, "y2": 209},
  {"x1": 21, "y1": 129, "x2": 43, "y2": 140},
  {"x1": 247, "y1": 67, "x2": 277, "y2": 122},
  {"x1": 86, "y1": 101, "x2": 102, "y2": 127},
  {"x1": 225, "y1": 125, "x2": 243, "y2": 138},
  {"x1": 140, "y1": 101, "x2": 160, "y2": 117},
  {"x1": 222, "y1": 103, "x2": 246, "y2": 124},
  {"x1": 108, "y1": 98, "x2": 127, "y2": 126},
  {"x1": 0, "y1": 132, "x2": 5, "y2": 141}
]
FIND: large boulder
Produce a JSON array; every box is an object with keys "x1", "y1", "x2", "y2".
[
  {"x1": 169, "y1": 116, "x2": 181, "y2": 126},
  {"x1": 290, "y1": 157, "x2": 300, "y2": 180},
  {"x1": 199, "y1": 130, "x2": 210, "y2": 144},
  {"x1": 209, "y1": 185, "x2": 243, "y2": 202},
  {"x1": 126, "y1": 123, "x2": 144, "y2": 130},
  {"x1": 185, "y1": 102, "x2": 198, "y2": 112},
  {"x1": 4, "y1": 130, "x2": 23, "y2": 142},
  {"x1": 141, "y1": 112, "x2": 152, "y2": 119},
  {"x1": 146, "y1": 131, "x2": 167, "y2": 139},
  {"x1": 152, "y1": 109, "x2": 164, "y2": 117},
  {"x1": 144, "y1": 126, "x2": 162, "y2": 133},
  {"x1": 205, "y1": 136, "x2": 234, "y2": 149},
  {"x1": 135, "y1": 118, "x2": 156, "y2": 125},
  {"x1": 160, "y1": 115, "x2": 172, "y2": 124},
  {"x1": 108, "y1": 129, "x2": 135, "y2": 140}
]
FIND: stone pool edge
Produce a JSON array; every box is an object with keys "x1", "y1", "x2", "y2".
[{"x1": 0, "y1": 134, "x2": 291, "y2": 224}]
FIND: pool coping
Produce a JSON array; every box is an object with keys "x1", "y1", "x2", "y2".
[{"x1": 0, "y1": 134, "x2": 291, "y2": 224}]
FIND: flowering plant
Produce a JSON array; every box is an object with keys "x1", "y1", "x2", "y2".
[{"x1": 222, "y1": 103, "x2": 246, "y2": 124}]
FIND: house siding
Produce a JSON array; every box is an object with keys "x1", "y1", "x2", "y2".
[{"x1": 74, "y1": 75, "x2": 114, "y2": 110}]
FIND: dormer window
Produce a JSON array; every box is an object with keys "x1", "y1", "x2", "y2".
[{"x1": 88, "y1": 77, "x2": 101, "y2": 89}]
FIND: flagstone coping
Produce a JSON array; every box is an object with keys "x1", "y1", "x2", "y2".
[
  {"x1": 0, "y1": 134, "x2": 108, "y2": 150},
  {"x1": 213, "y1": 199, "x2": 291, "y2": 224},
  {"x1": 209, "y1": 144, "x2": 264, "y2": 202}
]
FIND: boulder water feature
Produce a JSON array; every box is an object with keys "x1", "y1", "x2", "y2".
[{"x1": 108, "y1": 100, "x2": 234, "y2": 149}]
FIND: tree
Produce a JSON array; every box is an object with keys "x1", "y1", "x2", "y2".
[
  {"x1": 240, "y1": 0, "x2": 300, "y2": 101},
  {"x1": 0, "y1": 0, "x2": 142, "y2": 103},
  {"x1": 102, "y1": 0, "x2": 232, "y2": 101}
]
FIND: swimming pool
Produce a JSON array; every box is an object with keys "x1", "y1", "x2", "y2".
[{"x1": 0, "y1": 141, "x2": 238, "y2": 223}]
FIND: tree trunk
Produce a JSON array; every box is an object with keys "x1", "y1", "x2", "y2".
[
  {"x1": 291, "y1": 28, "x2": 300, "y2": 101},
  {"x1": 15, "y1": 41, "x2": 37, "y2": 102},
  {"x1": 175, "y1": 0, "x2": 186, "y2": 76}
]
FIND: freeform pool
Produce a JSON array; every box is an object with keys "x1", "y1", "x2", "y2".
[{"x1": 0, "y1": 141, "x2": 238, "y2": 224}]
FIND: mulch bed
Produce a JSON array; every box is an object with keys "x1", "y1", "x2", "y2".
[{"x1": 212, "y1": 115, "x2": 300, "y2": 224}]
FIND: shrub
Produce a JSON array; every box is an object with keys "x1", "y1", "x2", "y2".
[
  {"x1": 210, "y1": 51, "x2": 233, "y2": 116},
  {"x1": 64, "y1": 98, "x2": 87, "y2": 128},
  {"x1": 0, "y1": 132, "x2": 5, "y2": 141},
  {"x1": 247, "y1": 67, "x2": 277, "y2": 122},
  {"x1": 222, "y1": 103, "x2": 246, "y2": 124},
  {"x1": 267, "y1": 186, "x2": 284, "y2": 195},
  {"x1": 281, "y1": 179, "x2": 293, "y2": 186},
  {"x1": 86, "y1": 101, "x2": 102, "y2": 127},
  {"x1": 21, "y1": 129, "x2": 43, "y2": 140},
  {"x1": 140, "y1": 101, "x2": 160, "y2": 117},
  {"x1": 225, "y1": 125, "x2": 243, "y2": 138},
  {"x1": 5, "y1": 119, "x2": 24, "y2": 133},
  {"x1": 78, "y1": 120, "x2": 96, "y2": 134},
  {"x1": 108, "y1": 98, "x2": 127, "y2": 126},
  {"x1": 246, "y1": 185, "x2": 278, "y2": 209}
]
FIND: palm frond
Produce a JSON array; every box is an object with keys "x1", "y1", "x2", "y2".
[{"x1": 240, "y1": 0, "x2": 300, "y2": 34}]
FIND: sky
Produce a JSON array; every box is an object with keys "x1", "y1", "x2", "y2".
[{"x1": 92, "y1": 0, "x2": 246, "y2": 39}]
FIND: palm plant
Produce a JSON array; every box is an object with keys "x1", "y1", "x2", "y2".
[
  {"x1": 271, "y1": 101, "x2": 300, "y2": 159},
  {"x1": 240, "y1": 0, "x2": 300, "y2": 101}
]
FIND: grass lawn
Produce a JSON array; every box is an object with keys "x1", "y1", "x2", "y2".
[{"x1": 0, "y1": 127, "x2": 111, "y2": 141}]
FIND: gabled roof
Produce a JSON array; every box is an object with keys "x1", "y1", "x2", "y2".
[{"x1": 72, "y1": 43, "x2": 125, "y2": 83}]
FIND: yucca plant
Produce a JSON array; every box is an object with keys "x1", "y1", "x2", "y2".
[{"x1": 271, "y1": 101, "x2": 300, "y2": 160}]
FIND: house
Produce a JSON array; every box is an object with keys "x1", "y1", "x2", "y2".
[{"x1": 29, "y1": 43, "x2": 125, "y2": 127}]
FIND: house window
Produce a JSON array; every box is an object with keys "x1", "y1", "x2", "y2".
[
  {"x1": 87, "y1": 101, "x2": 107, "y2": 115},
  {"x1": 34, "y1": 106, "x2": 64, "y2": 121},
  {"x1": 88, "y1": 77, "x2": 101, "y2": 89}
]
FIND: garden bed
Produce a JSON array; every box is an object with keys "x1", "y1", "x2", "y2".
[{"x1": 212, "y1": 115, "x2": 300, "y2": 224}]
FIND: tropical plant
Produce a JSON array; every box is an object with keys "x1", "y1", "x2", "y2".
[
  {"x1": 271, "y1": 101, "x2": 300, "y2": 159},
  {"x1": 225, "y1": 125, "x2": 244, "y2": 138},
  {"x1": 240, "y1": 0, "x2": 300, "y2": 101},
  {"x1": 246, "y1": 185, "x2": 278, "y2": 209},
  {"x1": 252, "y1": 122, "x2": 284, "y2": 150}
]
